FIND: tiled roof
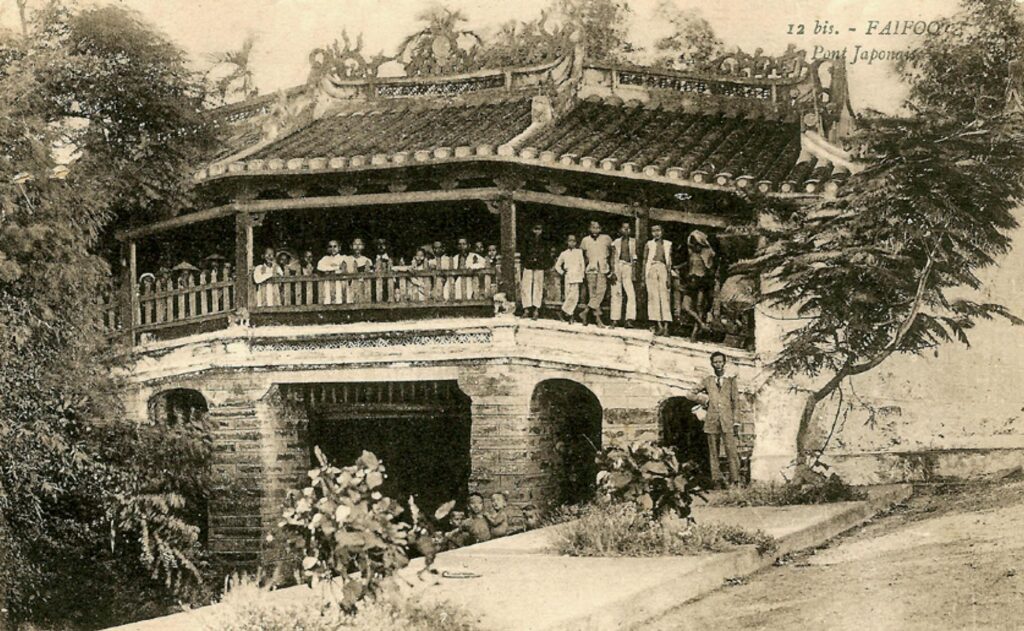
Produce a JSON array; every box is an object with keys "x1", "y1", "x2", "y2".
[
  {"x1": 521, "y1": 98, "x2": 835, "y2": 194},
  {"x1": 199, "y1": 95, "x2": 846, "y2": 196},
  {"x1": 248, "y1": 98, "x2": 532, "y2": 162}
]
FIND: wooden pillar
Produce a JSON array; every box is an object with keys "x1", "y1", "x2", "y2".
[
  {"x1": 635, "y1": 207, "x2": 650, "y2": 322},
  {"x1": 119, "y1": 240, "x2": 137, "y2": 343},
  {"x1": 498, "y1": 195, "x2": 517, "y2": 296},
  {"x1": 234, "y1": 212, "x2": 254, "y2": 313}
]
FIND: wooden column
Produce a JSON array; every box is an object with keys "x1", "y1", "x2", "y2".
[
  {"x1": 497, "y1": 194, "x2": 517, "y2": 297},
  {"x1": 635, "y1": 207, "x2": 650, "y2": 322},
  {"x1": 234, "y1": 212, "x2": 255, "y2": 314},
  {"x1": 119, "y1": 240, "x2": 137, "y2": 343}
]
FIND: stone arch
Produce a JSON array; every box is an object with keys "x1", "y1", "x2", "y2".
[
  {"x1": 147, "y1": 387, "x2": 210, "y2": 426},
  {"x1": 145, "y1": 387, "x2": 212, "y2": 545},
  {"x1": 659, "y1": 396, "x2": 711, "y2": 484},
  {"x1": 529, "y1": 379, "x2": 603, "y2": 507}
]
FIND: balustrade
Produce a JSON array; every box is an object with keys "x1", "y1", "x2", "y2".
[
  {"x1": 253, "y1": 267, "x2": 497, "y2": 310},
  {"x1": 136, "y1": 268, "x2": 234, "y2": 331}
]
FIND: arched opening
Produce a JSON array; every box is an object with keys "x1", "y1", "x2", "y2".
[
  {"x1": 530, "y1": 379, "x2": 603, "y2": 507},
  {"x1": 300, "y1": 381, "x2": 472, "y2": 516},
  {"x1": 146, "y1": 388, "x2": 211, "y2": 546},
  {"x1": 660, "y1": 397, "x2": 711, "y2": 485}
]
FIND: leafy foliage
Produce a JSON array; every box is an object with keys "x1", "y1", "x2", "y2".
[
  {"x1": 554, "y1": 0, "x2": 636, "y2": 63},
  {"x1": 651, "y1": 0, "x2": 722, "y2": 68},
  {"x1": 0, "y1": 4, "x2": 215, "y2": 627},
  {"x1": 553, "y1": 501, "x2": 776, "y2": 557},
  {"x1": 897, "y1": 0, "x2": 1024, "y2": 121},
  {"x1": 596, "y1": 441, "x2": 705, "y2": 519},
  {"x1": 708, "y1": 475, "x2": 867, "y2": 507},
  {"x1": 203, "y1": 572, "x2": 481, "y2": 631},
  {"x1": 206, "y1": 34, "x2": 260, "y2": 106},
  {"x1": 278, "y1": 448, "x2": 453, "y2": 611},
  {"x1": 740, "y1": 0, "x2": 1024, "y2": 459}
]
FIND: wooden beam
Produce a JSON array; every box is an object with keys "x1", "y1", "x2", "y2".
[
  {"x1": 116, "y1": 204, "x2": 238, "y2": 241},
  {"x1": 511, "y1": 190, "x2": 733, "y2": 228},
  {"x1": 117, "y1": 188, "x2": 505, "y2": 240},
  {"x1": 236, "y1": 188, "x2": 503, "y2": 212}
]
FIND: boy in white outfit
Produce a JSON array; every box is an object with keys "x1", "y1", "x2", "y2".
[{"x1": 554, "y1": 234, "x2": 586, "y2": 323}]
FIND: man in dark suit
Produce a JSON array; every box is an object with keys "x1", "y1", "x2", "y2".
[{"x1": 689, "y1": 351, "x2": 742, "y2": 487}]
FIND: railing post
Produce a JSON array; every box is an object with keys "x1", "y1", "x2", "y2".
[
  {"x1": 119, "y1": 240, "x2": 136, "y2": 344},
  {"x1": 234, "y1": 211, "x2": 254, "y2": 318},
  {"x1": 497, "y1": 194, "x2": 517, "y2": 298}
]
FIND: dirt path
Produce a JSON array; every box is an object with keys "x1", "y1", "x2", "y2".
[{"x1": 646, "y1": 479, "x2": 1024, "y2": 631}]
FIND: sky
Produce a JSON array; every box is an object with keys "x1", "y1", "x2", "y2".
[{"x1": 4, "y1": 0, "x2": 963, "y2": 112}]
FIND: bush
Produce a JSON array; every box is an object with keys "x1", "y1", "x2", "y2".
[
  {"x1": 708, "y1": 474, "x2": 866, "y2": 507},
  {"x1": 277, "y1": 447, "x2": 453, "y2": 610},
  {"x1": 552, "y1": 502, "x2": 776, "y2": 557},
  {"x1": 1, "y1": 414, "x2": 214, "y2": 629},
  {"x1": 596, "y1": 441, "x2": 705, "y2": 519},
  {"x1": 198, "y1": 573, "x2": 481, "y2": 631}
]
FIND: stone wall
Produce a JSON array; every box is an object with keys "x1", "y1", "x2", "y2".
[
  {"x1": 751, "y1": 210, "x2": 1024, "y2": 484},
  {"x1": 120, "y1": 318, "x2": 759, "y2": 573}
]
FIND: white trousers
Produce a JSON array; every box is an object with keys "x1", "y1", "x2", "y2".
[
  {"x1": 645, "y1": 262, "x2": 671, "y2": 322},
  {"x1": 562, "y1": 282, "x2": 581, "y2": 316},
  {"x1": 521, "y1": 269, "x2": 545, "y2": 309},
  {"x1": 610, "y1": 261, "x2": 636, "y2": 321}
]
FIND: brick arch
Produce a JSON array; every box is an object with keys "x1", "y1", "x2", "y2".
[
  {"x1": 528, "y1": 379, "x2": 603, "y2": 508},
  {"x1": 658, "y1": 396, "x2": 712, "y2": 483},
  {"x1": 147, "y1": 387, "x2": 210, "y2": 426},
  {"x1": 144, "y1": 387, "x2": 212, "y2": 546}
]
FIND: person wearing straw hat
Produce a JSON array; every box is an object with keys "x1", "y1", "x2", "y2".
[
  {"x1": 203, "y1": 253, "x2": 227, "y2": 272},
  {"x1": 276, "y1": 249, "x2": 300, "y2": 276},
  {"x1": 172, "y1": 261, "x2": 200, "y2": 288},
  {"x1": 686, "y1": 230, "x2": 718, "y2": 326},
  {"x1": 138, "y1": 272, "x2": 156, "y2": 294}
]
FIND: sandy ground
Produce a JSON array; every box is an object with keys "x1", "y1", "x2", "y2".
[{"x1": 646, "y1": 479, "x2": 1024, "y2": 631}]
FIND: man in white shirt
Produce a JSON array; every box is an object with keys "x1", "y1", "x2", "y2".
[
  {"x1": 554, "y1": 234, "x2": 586, "y2": 323},
  {"x1": 253, "y1": 247, "x2": 283, "y2": 306},
  {"x1": 452, "y1": 237, "x2": 486, "y2": 300},
  {"x1": 610, "y1": 220, "x2": 638, "y2": 327},
  {"x1": 579, "y1": 220, "x2": 613, "y2": 326},
  {"x1": 316, "y1": 240, "x2": 348, "y2": 304},
  {"x1": 348, "y1": 238, "x2": 373, "y2": 304},
  {"x1": 645, "y1": 224, "x2": 673, "y2": 335}
]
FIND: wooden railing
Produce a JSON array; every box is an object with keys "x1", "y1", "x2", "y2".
[
  {"x1": 136, "y1": 269, "x2": 235, "y2": 331},
  {"x1": 253, "y1": 268, "x2": 498, "y2": 310}
]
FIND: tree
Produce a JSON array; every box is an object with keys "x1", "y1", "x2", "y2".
[
  {"x1": 0, "y1": 4, "x2": 215, "y2": 626},
  {"x1": 741, "y1": 0, "x2": 1024, "y2": 472},
  {"x1": 651, "y1": 0, "x2": 722, "y2": 68},
  {"x1": 480, "y1": 11, "x2": 575, "y2": 68},
  {"x1": 206, "y1": 34, "x2": 259, "y2": 106},
  {"x1": 553, "y1": 0, "x2": 636, "y2": 64}
]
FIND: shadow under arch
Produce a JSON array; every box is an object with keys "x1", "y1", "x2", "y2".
[
  {"x1": 146, "y1": 387, "x2": 212, "y2": 546},
  {"x1": 296, "y1": 381, "x2": 473, "y2": 515},
  {"x1": 529, "y1": 379, "x2": 603, "y2": 507},
  {"x1": 659, "y1": 396, "x2": 711, "y2": 484}
]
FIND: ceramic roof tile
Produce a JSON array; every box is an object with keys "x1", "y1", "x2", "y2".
[
  {"x1": 526, "y1": 101, "x2": 812, "y2": 192},
  {"x1": 249, "y1": 98, "x2": 533, "y2": 161}
]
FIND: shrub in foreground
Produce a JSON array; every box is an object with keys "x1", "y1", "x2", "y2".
[
  {"x1": 708, "y1": 474, "x2": 866, "y2": 507},
  {"x1": 277, "y1": 447, "x2": 453, "y2": 610},
  {"x1": 596, "y1": 441, "x2": 705, "y2": 519},
  {"x1": 197, "y1": 573, "x2": 480, "y2": 631},
  {"x1": 552, "y1": 502, "x2": 776, "y2": 557}
]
